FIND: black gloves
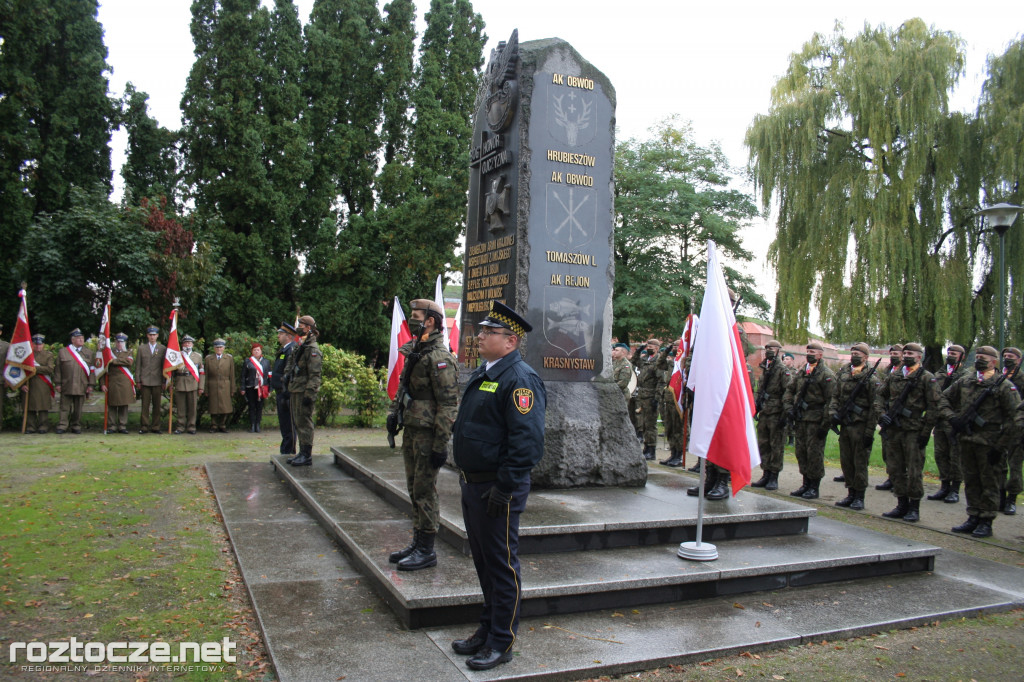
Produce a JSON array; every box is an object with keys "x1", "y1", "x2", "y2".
[
  {"x1": 862, "y1": 434, "x2": 874, "y2": 450},
  {"x1": 386, "y1": 412, "x2": 398, "y2": 434},
  {"x1": 429, "y1": 451, "x2": 447, "y2": 469},
  {"x1": 916, "y1": 432, "x2": 930, "y2": 450},
  {"x1": 830, "y1": 414, "x2": 842, "y2": 428},
  {"x1": 815, "y1": 426, "x2": 829, "y2": 440},
  {"x1": 302, "y1": 395, "x2": 314, "y2": 408},
  {"x1": 987, "y1": 448, "x2": 1004, "y2": 466},
  {"x1": 878, "y1": 414, "x2": 893, "y2": 428},
  {"x1": 482, "y1": 486, "x2": 513, "y2": 518}
]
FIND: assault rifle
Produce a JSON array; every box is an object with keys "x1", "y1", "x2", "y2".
[
  {"x1": 781, "y1": 360, "x2": 821, "y2": 427},
  {"x1": 386, "y1": 348, "x2": 422, "y2": 448},
  {"x1": 830, "y1": 357, "x2": 883, "y2": 435},
  {"x1": 878, "y1": 366, "x2": 925, "y2": 440},
  {"x1": 754, "y1": 357, "x2": 780, "y2": 420},
  {"x1": 949, "y1": 362, "x2": 1021, "y2": 437}
]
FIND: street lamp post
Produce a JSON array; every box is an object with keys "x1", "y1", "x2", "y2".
[{"x1": 978, "y1": 203, "x2": 1024, "y2": 351}]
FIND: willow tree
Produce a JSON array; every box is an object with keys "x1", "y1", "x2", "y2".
[{"x1": 746, "y1": 19, "x2": 975, "y2": 354}]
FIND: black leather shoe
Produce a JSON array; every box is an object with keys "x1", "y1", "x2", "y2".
[
  {"x1": 951, "y1": 516, "x2": 979, "y2": 533},
  {"x1": 927, "y1": 481, "x2": 950, "y2": 501},
  {"x1": 849, "y1": 491, "x2": 865, "y2": 510},
  {"x1": 971, "y1": 521, "x2": 993, "y2": 538},
  {"x1": 466, "y1": 647, "x2": 513, "y2": 671},
  {"x1": 451, "y1": 634, "x2": 486, "y2": 656},
  {"x1": 833, "y1": 474, "x2": 845, "y2": 482},
  {"x1": 944, "y1": 482, "x2": 960, "y2": 504},
  {"x1": 1003, "y1": 494, "x2": 1017, "y2": 515},
  {"x1": 835, "y1": 492, "x2": 855, "y2": 507},
  {"x1": 687, "y1": 461, "x2": 701, "y2": 473},
  {"x1": 790, "y1": 477, "x2": 809, "y2": 497},
  {"x1": 705, "y1": 477, "x2": 731, "y2": 500},
  {"x1": 875, "y1": 478, "x2": 893, "y2": 491},
  {"x1": 389, "y1": 531, "x2": 419, "y2": 564},
  {"x1": 750, "y1": 472, "x2": 770, "y2": 488},
  {"x1": 56, "y1": 429, "x2": 66, "y2": 434},
  {"x1": 765, "y1": 472, "x2": 779, "y2": 491},
  {"x1": 289, "y1": 453, "x2": 312, "y2": 466}
]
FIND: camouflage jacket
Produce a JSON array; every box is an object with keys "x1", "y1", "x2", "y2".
[
  {"x1": 635, "y1": 352, "x2": 661, "y2": 398},
  {"x1": 935, "y1": 362, "x2": 969, "y2": 392},
  {"x1": 390, "y1": 330, "x2": 459, "y2": 452},
  {"x1": 874, "y1": 365, "x2": 941, "y2": 432},
  {"x1": 755, "y1": 358, "x2": 791, "y2": 416},
  {"x1": 611, "y1": 356, "x2": 635, "y2": 401},
  {"x1": 287, "y1": 334, "x2": 322, "y2": 394},
  {"x1": 782, "y1": 361, "x2": 836, "y2": 425},
  {"x1": 828, "y1": 363, "x2": 881, "y2": 426},
  {"x1": 942, "y1": 370, "x2": 1020, "y2": 448}
]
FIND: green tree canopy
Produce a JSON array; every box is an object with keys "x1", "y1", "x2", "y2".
[
  {"x1": 614, "y1": 118, "x2": 766, "y2": 343},
  {"x1": 120, "y1": 83, "x2": 180, "y2": 206}
]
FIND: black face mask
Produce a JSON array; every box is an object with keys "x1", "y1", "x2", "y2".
[
  {"x1": 975, "y1": 359, "x2": 990, "y2": 372},
  {"x1": 806, "y1": 354, "x2": 817, "y2": 364},
  {"x1": 1005, "y1": 359, "x2": 1017, "y2": 371},
  {"x1": 890, "y1": 357, "x2": 901, "y2": 367},
  {"x1": 851, "y1": 356, "x2": 863, "y2": 367},
  {"x1": 945, "y1": 355, "x2": 957, "y2": 366},
  {"x1": 765, "y1": 351, "x2": 776, "y2": 360}
]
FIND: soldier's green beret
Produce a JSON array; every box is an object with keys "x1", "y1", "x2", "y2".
[
  {"x1": 1002, "y1": 347, "x2": 1022, "y2": 359},
  {"x1": 976, "y1": 346, "x2": 999, "y2": 359},
  {"x1": 612, "y1": 343, "x2": 630, "y2": 351}
]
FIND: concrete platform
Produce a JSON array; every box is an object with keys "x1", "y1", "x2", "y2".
[
  {"x1": 207, "y1": 461, "x2": 1024, "y2": 682},
  {"x1": 270, "y1": 451, "x2": 938, "y2": 629}
]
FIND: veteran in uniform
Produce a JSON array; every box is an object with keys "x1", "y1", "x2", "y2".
[
  {"x1": 751, "y1": 339, "x2": 792, "y2": 490},
  {"x1": 942, "y1": 346, "x2": 1021, "y2": 537},
  {"x1": 782, "y1": 341, "x2": 836, "y2": 499},
  {"x1": 450, "y1": 301, "x2": 545, "y2": 672},
  {"x1": 285, "y1": 316, "x2": 322, "y2": 466},
  {"x1": 0, "y1": 323, "x2": 7, "y2": 430},
  {"x1": 102, "y1": 333, "x2": 136, "y2": 433},
  {"x1": 928, "y1": 344, "x2": 969, "y2": 503},
  {"x1": 874, "y1": 343, "x2": 941, "y2": 522},
  {"x1": 270, "y1": 323, "x2": 297, "y2": 455},
  {"x1": 54, "y1": 329, "x2": 95, "y2": 434},
  {"x1": 205, "y1": 339, "x2": 235, "y2": 432},
  {"x1": 134, "y1": 325, "x2": 166, "y2": 433},
  {"x1": 386, "y1": 300, "x2": 459, "y2": 571},
  {"x1": 634, "y1": 338, "x2": 662, "y2": 460},
  {"x1": 172, "y1": 335, "x2": 204, "y2": 434},
  {"x1": 827, "y1": 342, "x2": 881, "y2": 510},
  {"x1": 997, "y1": 347, "x2": 1024, "y2": 514},
  {"x1": 22, "y1": 334, "x2": 55, "y2": 433}
]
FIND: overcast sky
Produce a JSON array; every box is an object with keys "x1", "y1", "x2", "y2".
[{"x1": 96, "y1": 0, "x2": 1023, "y2": 320}]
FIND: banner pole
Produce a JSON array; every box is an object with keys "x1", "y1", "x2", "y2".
[
  {"x1": 21, "y1": 389, "x2": 29, "y2": 433},
  {"x1": 168, "y1": 386, "x2": 174, "y2": 434}
]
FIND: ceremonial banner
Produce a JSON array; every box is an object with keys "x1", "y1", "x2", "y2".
[
  {"x1": 386, "y1": 297, "x2": 413, "y2": 401},
  {"x1": 163, "y1": 309, "x2": 184, "y2": 378},
  {"x1": 95, "y1": 300, "x2": 113, "y2": 379},
  {"x1": 3, "y1": 288, "x2": 36, "y2": 389},
  {"x1": 434, "y1": 274, "x2": 450, "y2": 351}
]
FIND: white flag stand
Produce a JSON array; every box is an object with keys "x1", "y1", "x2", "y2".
[{"x1": 677, "y1": 456, "x2": 718, "y2": 561}]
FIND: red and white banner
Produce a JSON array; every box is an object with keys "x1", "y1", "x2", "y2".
[
  {"x1": 434, "y1": 274, "x2": 450, "y2": 350},
  {"x1": 386, "y1": 296, "x2": 413, "y2": 401},
  {"x1": 163, "y1": 309, "x2": 184, "y2": 378},
  {"x1": 4, "y1": 288, "x2": 36, "y2": 389},
  {"x1": 668, "y1": 313, "x2": 698, "y2": 415},
  {"x1": 95, "y1": 300, "x2": 113, "y2": 379},
  {"x1": 685, "y1": 241, "x2": 759, "y2": 493},
  {"x1": 449, "y1": 299, "x2": 463, "y2": 356}
]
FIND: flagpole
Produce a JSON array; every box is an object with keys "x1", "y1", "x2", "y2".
[
  {"x1": 19, "y1": 282, "x2": 30, "y2": 434},
  {"x1": 21, "y1": 388, "x2": 29, "y2": 434},
  {"x1": 678, "y1": 457, "x2": 718, "y2": 561},
  {"x1": 103, "y1": 374, "x2": 109, "y2": 434},
  {"x1": 168, "y1": 386, "x2": 174, "y2": 434}
]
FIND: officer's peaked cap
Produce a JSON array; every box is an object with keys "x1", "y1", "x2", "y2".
[{"x1": 479, "y1": 300, "x2": 531, "y2": 336}]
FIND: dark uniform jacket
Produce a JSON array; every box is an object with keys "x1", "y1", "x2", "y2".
[
  {"x1": 755, "y1": 358, "x2": 791, "y2": 416},
  {"x1": 55, "y1": 346, "x2": 95, "y2": 395},
  {"x1": 26, "y1": 348, "x2": 55, "y2": 411},
  {"x1": 783, "y1": 361, "x2": 836, "y2": 426},
  {"x1": 391, "y1": 331, "x2": 459, "y2": 452},
  {"x1": 828, "y1": 363, "x2": 881, "y2": 426},
  {"x1": 453, "y1": 351, "x2": 546, "y2": 494},
  {"x1": 270, "y1": 342, "x2": 295, "y2": 394},
  {"x1": 942, "y1": 371, "x2": 1021, "y2": 449},
  {"x1": 241, "y1": 355, "x2": 271, "y2": 391},
  {"x1": 874, "y1": 365, "x2": 942, "y2": 432},
  {"x1": 106, "y1": 348, "x2": 136, "y2": 406}
]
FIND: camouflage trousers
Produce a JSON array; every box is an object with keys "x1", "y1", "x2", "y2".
[
  {"x1": 837, "y1": 421, "x2": 872, "y2": 492},
  {"x1": 932, "y1": 424, "x2": 962, "y2": 483},
  {"x1": 793, "y1": 421, "x2": 826, "y2": 481},
  {"x1": 998, "y1": 443, "x2": 1023, "y2": 496},
  {"x1": 960, "y1": 439, "x2": 1004, "y2": 520},
  {"x1": 637, "y1": 391, "x2": 659, "y2": 447},
  {"x1": 290, "y1": 390, "x2": 316, "y2": 451},
  {"x1": 401, "y1": 426, "x2": 441, "y2": 533},
  {"x1": 755, "y1": 413, "x2": 786, "y2": 473},
  {"x1": 884, "y1": 429, "x2": 925, "y2": 500},
  {"x1": 660, "y1": 395, "x2": 685, "y2": 451}
]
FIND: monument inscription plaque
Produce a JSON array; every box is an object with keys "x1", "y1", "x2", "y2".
[{"x1": 460, "y1": 32, "x2": 645, "y2": 488}]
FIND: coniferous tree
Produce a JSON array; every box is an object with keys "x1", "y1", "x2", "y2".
[{"x1": 120, "y1": 83, "x2": 180, "y2": 206}]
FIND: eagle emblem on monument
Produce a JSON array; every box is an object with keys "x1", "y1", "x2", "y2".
[{"x1": 485, "y1": 30, "x2": 519, "y2": 133}]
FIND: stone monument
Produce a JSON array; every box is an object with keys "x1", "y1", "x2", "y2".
[{"x1": 459, "y1": 31, "x2": 646, "y2": 488}]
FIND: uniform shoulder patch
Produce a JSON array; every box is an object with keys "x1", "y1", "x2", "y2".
[
  {"x1": 437, "y1": 361, "x2": 448, "y2": 369},
  {"x1": 513, "y1": 388, "x2": 534, "y2": 414}
]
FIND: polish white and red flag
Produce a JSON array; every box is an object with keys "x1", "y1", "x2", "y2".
[
  {"x1": 685, "y1": 241, "x2": 759, "y2": 493},
  {"x1": 95, "y1": 299, "x2": 114, "y2": 379},
  {"x1": 449, "y1": 299, "x2": 462, "y2": 356},
  {"x1": 668, "y1": 313, "x2": 698, "y2": 415},
  {"x1": 386, "y1": 296, "x2": 413, "y2": 400},
  {"x1": 3, "y1": 288, "x2": 36, "y2": 389},
  {"x1": 163, "y1": 308, "x2": 184, "y2": 379},
  {"x1": 434, "y1": 274, "x2": 450, "y2": 351}
]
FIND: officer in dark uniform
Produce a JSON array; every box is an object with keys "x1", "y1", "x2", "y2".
[
  {"x1": 450, "y1": 301, "x2": 545, "y2": 672},
  {"x1": 270, "y1": 322, "x2": 297, "y2": 456}
]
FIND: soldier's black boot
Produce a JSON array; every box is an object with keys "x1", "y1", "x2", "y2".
[
  {"x1": 944, "y1": 481, "x2": 960, "y2": 504},
  {"x1": 397, "y1": 531, "x2": 437, "y2": 571},
  {"x1": 849, "y1": 489, "x2": 865, "y2": 510},
  {"x1": 661, "y1": 449, "x2": 683, "y2": 467},
  {"x1": 687, "y1": 460, "x2": 701, "y2": 473},
  {"x1": 643, "y1": 445, "x2": 656, "y2": 461},
  {"x1": 687, "y1": 467, "x2": 718, "y2": 497},
  {"x1": 882, "y1": 496, "x2": 909, "y2": 518},
  {"x1": 971, "y1": 520, "x2": 993, "y2": 538},
  {"x1": 875, "y1": 477, "x2": 893, "y2": 491},
  {"x1": 1003, "y1": 494, "x2": 1017, "y2": 515},
  {"x1": 765, "y1": 471, "x2": 779, "y2": 491},
  {"x1": 289, "y1": 447, "x2": 312, "y2": 467},
  {"x1": 927, "y1": 480, "x2": 951, "y2": 501},
  {"x1": 705, "y1": 472, "x2": 731, "y2": 500},
  {"x1": 389, "y1": 529, "x2": 419, "y2": 564},
  {"x1": 801, "y1": 479, "x2": 820, "y2": 500},
  {"x1": 833, "y1": 474, "x2": 845, "y2": 483},
  {"x1": 903, "y1": 498, "x2": 920, "y2": 522},
  {"x1": 998, "y1": 490, "x2": 1007, "y2": 513},
  {"x1": 951, "y1": 515, "x2": 979, "y2": 533},
  {"x1": 790, "y1": 477, "x2": 809, "y2": 497},
  {"x1": 751, "y1": 471, "x2": 771, "y2": 488},
  {"x1": 835, "y1": 489, "x2": 856, "y2": 507}
]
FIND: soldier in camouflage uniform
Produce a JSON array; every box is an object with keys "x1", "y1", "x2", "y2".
[
  {"x1": 610, "y1": 343, "x2": 634, "y2": 404},
  {"x1": 752, "y1": 340, "x2": 791, "y2": 490},
  {"x1": 827, "y1": 343, "x2": 880, "y2": 510},
  {"x1": 875, "y1": 345, "x2": 903, "y2": 491},
  {"x1": 782, "y1": 341, "x2": 836, "y2": 499},
  {"x1": 634, "y1": 338, "x2": 661, "y2": 460},
  {"x1": 942, "y1": 346, "x2": 1021, "y2": 538},
  {"x1": 874, "y1": 343, "x2": 941, "y2": 522},
  {"x1": 285, "y1": 315, "x2": 322, "y2": 467},
  {"x1": 927, "y1": 344, "x2": 968, "y2": 503},
  {"x1": 386, "y1": 299, "x2": 459, "y2": 571},
  {"x1": 656, "y1": 341, "x2": 685, "y2": 467},
  {"x1": 997, "y1": 347, "x2": 1024, "y2": 514}
]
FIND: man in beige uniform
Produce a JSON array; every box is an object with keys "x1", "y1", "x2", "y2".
[
  {"x1": 22, "y1": 334, "x2": 55, "y2": 433},
  {"x1": 55, "y1": 329, "x2": 95, "y2": 434},
  {"x1": 205, "y1": 339, "x2": 235, "y2": 432},
  {"x1": 103, "y1": 333, "x2": 136, "y2": 433},
  {"x1": 134, "y1": 325, "x2": 166, "y2": 434},
  {"x1": 172, "y1": 335, "x2": 204, "y2": 434},
  {"x1": 0, "y1": 323, "x2": 7, "y2": 431}
]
